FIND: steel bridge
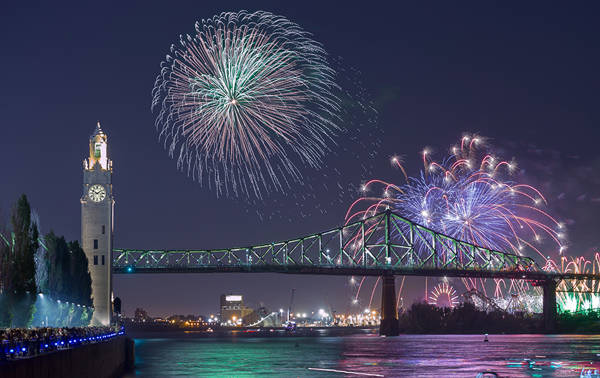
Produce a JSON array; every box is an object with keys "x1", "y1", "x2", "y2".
[{"x1": 112, "y1": 210, "x2": 600, "y2": 335}]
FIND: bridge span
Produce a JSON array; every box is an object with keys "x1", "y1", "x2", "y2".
[{"x1": 113, "y1": 210, "x2": 600, "y2": 335}]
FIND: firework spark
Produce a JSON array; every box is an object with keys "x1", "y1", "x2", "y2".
[
  {"x1": 347, "y1": 134, "x2": 564, "y2": 260},
  {"x1": 152, "y1": 11, "x2": 340, "y2": 198},
  {"x1": 545, "y1": 253, "x2": 600, "y2": 312},
  {"x1": 346, "y1": 134, "x2": 565, "y2": 305}
]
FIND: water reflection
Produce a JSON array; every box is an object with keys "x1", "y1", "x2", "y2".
[{"x1": 126, "y1": 334, "x2": 600, "y2": 377}]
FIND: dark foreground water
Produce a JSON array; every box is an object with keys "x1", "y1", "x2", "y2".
[{"x1": 125, "y1": 333, "x2": 600, "y2": 377}]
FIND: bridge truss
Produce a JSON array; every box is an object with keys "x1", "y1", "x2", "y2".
[{"x1": 114, "y1": 210, "x2": 551, "y2": 279}]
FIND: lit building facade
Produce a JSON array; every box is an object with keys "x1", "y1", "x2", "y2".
[
  {"x1": 219, "y1": 294, "x2": 254, "y2": 325},
  {"x1": 81, "y1": 122, "x2": 114, "y2": 325}
]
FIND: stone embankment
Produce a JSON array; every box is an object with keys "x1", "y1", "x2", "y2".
[{"x1": 0, "y1": 336, "x2": 134, "y2": 378}]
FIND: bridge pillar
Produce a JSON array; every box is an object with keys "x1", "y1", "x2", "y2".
[
  {"x1": 379, "y1": 275, "x2": 400, "y2": 336},
  {"x1": 543, "y1": 279, "x2": 557, "y2": 333}
]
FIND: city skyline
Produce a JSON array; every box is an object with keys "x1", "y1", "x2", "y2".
[{"x1": 2, "y1": 2, "x2": 599, "y2": 316}]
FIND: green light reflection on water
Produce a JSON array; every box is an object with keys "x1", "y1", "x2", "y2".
[{"x1": 132, "y1": 337, "x2": 345, "y2": 377}]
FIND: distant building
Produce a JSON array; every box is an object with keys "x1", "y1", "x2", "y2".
[
  {"x1": 134, "y1": 308, "x2": 150, "y2": 322},
  {"x1": 220, "y1": 294, "x2": 254, "y2": 326}
]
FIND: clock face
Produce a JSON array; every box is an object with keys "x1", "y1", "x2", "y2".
[{"x1": 88, "y1": 184, "x2": 106, "y2": 202}]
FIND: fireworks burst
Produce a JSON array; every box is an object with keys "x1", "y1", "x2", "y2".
[
  {"x1": 545, "y1": 253, "x2": 600, "y2": 312},
  {"x1": 346, "y1": 134, "x2": 565, "y2": 304},
  {"x1": 429, "y1": 282, "x2": 460, "y2": 308},
  {"x1": 152, "y1": 10, "x2": 340, "y2": 198},
  {"x1": 347, "y1": 134, "x2": 564, "y2": 260}
]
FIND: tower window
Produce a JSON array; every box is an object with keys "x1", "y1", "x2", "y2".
[
  {"x1": 93, "y1": 255, "x2": 98, "y2": 265},
  {"x1": 93, "y1": 239, "x2": 98, "y2": 249},
  {"x1": 102, "y1": 225, "x2": 105, "y2": 234},
  {"x1": 102, "y1": 255, "x2": 105, "y2": 265}
]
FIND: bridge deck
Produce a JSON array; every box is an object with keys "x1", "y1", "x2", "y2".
[
  {"x1": 112, "y1": 211, "x2": 600, "y2": 284},
  {"x1": 111, "y1": 265, "x2": 597, "y2": 282}
]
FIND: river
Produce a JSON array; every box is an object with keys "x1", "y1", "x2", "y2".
[{"x1": 125, "y1": 332, "x2": 600, "y2": 377}]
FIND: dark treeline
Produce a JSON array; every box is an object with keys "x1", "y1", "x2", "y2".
[
  {"x1": 557, "y1": 311, "x2": 600, "y2": 333},
  {"x1": 0, "y1": 195, "x2": 92, "y2": 328},
  {"x1": 399, "y1": 302, "x2": 542, "y2": 333},
  {"x1": 399, "y1": 302, "x2": 600, "y2": 333},
  {"x1": 44, "y1": 233, "x2": 92, "y2": 305}
]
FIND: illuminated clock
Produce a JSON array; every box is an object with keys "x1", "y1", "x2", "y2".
[{"x1": 88, "y1": 184, "x2": 106, "y2": 202}]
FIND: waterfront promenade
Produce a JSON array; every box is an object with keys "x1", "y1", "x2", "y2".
[{"x1": 0, "y1": 326, "x2": 133, "y2": 378}]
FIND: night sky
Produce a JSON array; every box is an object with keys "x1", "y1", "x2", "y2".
[{"x1": 1, "y1": 1, "x2": 599, "y2": 317}]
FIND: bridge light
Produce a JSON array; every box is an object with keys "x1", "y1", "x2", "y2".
[{"x1": 126, "y1": 266, "x2": 133, "y2": 273}]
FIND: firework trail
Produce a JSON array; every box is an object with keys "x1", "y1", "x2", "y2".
[
  {"x1": 346, "y1": 134, "x2": 566, "y2": 307},
  {"x1": 152, "y1": 11, "x2": 340, "y2": 198}
]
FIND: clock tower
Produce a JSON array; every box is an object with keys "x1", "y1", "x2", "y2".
[{"x1": 81, "y1": 122, "x2": 114, "y2": 325}]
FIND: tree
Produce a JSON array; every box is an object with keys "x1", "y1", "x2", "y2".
[
  {"x1": 8, "y1": 195, "x2": 39, "y2": 327},
  {"x1": 0, "y1": 195, "x2": 93, "y2": 327},
  {"x1": 0, "y1": 216, "x2": 14, "y2": 327},
  {"x1": 11, "y1": 195, "x2": 38, "y2": 295},
  {"x1": 68, "y1": 240, "x2": 92, "y2": 306},
  {"x1": 46, "y1": 232, "x2": 70, "y2": 301},
  {"x1": 32, "y1": 210, "x2": 49, "y2": 294}
]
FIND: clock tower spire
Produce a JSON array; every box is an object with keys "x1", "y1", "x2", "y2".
[{"x1": 81, "y1": 121, "x2": 114, "y2": 325}]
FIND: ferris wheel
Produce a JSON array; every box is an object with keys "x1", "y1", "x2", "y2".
[{"x1": 429, "y1": 282, "x2": 460, "y2": 308}]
